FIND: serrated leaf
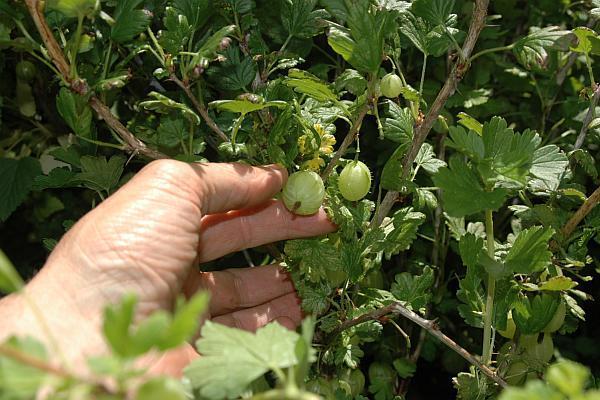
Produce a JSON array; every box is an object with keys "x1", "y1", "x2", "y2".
[
  {"x1": 433, "y1": 156, "x2": 509, "y2": 217},
  {"x1": 457, "y1": 264, "x2": 485, "y2": 328},
  {"x1": 528, "y1": 145, "x2": 569, "y2": 192},
  {"x1": 459, "y1": 233, "x2": 483, "y2": 269},
  {"x1": 281, "y1": 0, "x2": 329, "y2": 39},
  {"x1": 514, "y1": 26, "x2": 573, "y2": 69},
  {"x1": 33, "y1": 167, "x2": 77, "y2": 190},
  {"x1": 139, "y1": 91, "x2": 200, "y2": 124},
  {"x1": 210, "y1": 99, "x2": 287, "y2": 114},
  {"x1": 457, "y1": 112, "x2": 483, "y2": 135},
  {"x1": 447, "y1": 125, "x2": 484, "y2": 160},
  {"x1": 414, "y1": 142, "x2": 446, "y2": 174},
  {"x1": 0, "y1": 157, "x2": 41, "y2": 221},
  {"x1": 0, "y1": 336, "x2": 48, "y2": 398},
  {"x1": 391, "y1": 265, "x2": 434, "y2": 313},
  {"x1": 185, "y1": 321, "x2": 300, "y2": 399},
  {"x1": 505, "y1": 226, "x2": 554, "y2": 274},
  {"x1": 46, "y1": 0, "x2": 96, "y2": 18},
  {"x1": 411, "y1": 0, "x2": 455, "y2": 27},
  {"x1": 570, "y1": 26, "x2": 600, "y2": 55},
  {"x1": 382, "y1": 101, "x2": 414, "y2": 143},
  {"x1": 334, "y1": 69, "x2": 367, "y2": 95},
  {"x1": 539, "y1": 276, "x2": 577, "y2": 291},
  {"x1": 570, "y1": 149, "x2": 597, "y2": 179},
  {"x1": 173, "y1": 0, "x2": 211, "y2": 30},
  {"x1": 75, "y1": 155, "x2": 125, "y2": 194},
  {"x1": 56, "y1": 88, "x2": 92, "y2": 138},
  {"x1": 159, "y1": 7, "x2": 193, "y2": 55},
  {"x1": 285, "y1": 238, "x2": 343, "y2": 282},
  {"x1": 382, "y1": 207, "x2": 425, "y2": 259},
  {"x1": 380, "y1": 143, "x2": 408, "y2": 191},
  {"x1": 285, "y1": 69, "x2": 338, "y2": 102},
  {"x1": 400, "y1": 13, "x2": 458, "y2": 57},
  {"x1": 111, "y1": 0, "x2": 150, "y2": 43},
  {"x1": 513, "y1": 293, "x2": 560, "y2": 334}
]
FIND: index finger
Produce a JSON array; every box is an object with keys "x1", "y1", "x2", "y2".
[{"x1": 189, "y1": 163, "x2": 288, "y2": 215}]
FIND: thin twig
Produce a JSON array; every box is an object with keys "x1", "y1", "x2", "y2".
[
  {"x1": 170, "y1": 75, "x2": 230, "y2": 143},
  {"x1": 321, "y1": 105, "x2": 369, "y2": 180},
  {"x1": 89, "y1": 98, "x2": 168, "y2": 159},
  {"x1": 23, "y1": 0, "x2": 167, "y2": 160},
  {"x1": 574, "y1": 85, "x2": 600, "y2": 150},
  {"x1": 0, "y1": 343, "x2": 116, "y2": 394},
  {"x1": 373, "y1": 0, "x2": 490, "y2": 226},
  {"x1": 561, "y1": 186, "x2": 600, "y2": 239},
  {"x1": 330, "y1": 301, "x2": 507, "y2": 388}
]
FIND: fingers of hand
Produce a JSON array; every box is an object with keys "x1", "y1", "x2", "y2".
[
  {"x1": 211, "y1": 292, "x2": 302, "y2": 332},
  {"x1": 197, "y1": 200, "x2": 336, "y2": 263},
  {"x1": 185, "y1": 264, "x2": 296, "y2": 316},
  {"x1": 188, "y1": 162, "x2": 288, "y2": 215}
]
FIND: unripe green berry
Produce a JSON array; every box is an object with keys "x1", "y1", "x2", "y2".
[
  {"x1": 338, "y1": 161, "x2": 371, "y2": 201},
  {"x1": 282, "y1": 171, "x2": 325, "y2": 215},
  {"x1": 380, "y1": 73, "x2": 403, "y2": 98}
]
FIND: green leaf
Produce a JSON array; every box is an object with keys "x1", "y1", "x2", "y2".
[
  {"x1": 411, "y1": 0, "x2": 455, "y2": 27},
  {"x1": 514, "y1": 26, "x2": 573, "y2": 69},
  {"x1": 498, "y1": 380, "x2": 563, "y2": 400},
  {"x1": 513, "y1": 293, "x2": 560, "y2": 334},
  {"x1": 0, "y1": 249, "x2": 23, "y2": 293},
  {"x1": 393, "y1": 358, "x2": 417, "y2": 379},
  {"x1": 46, "y1": 0, "x2": 96, "y2": 18},
  {"x1": 479, "y1": 118, "x2": 540, "y2": 189},
  {"x1": 173, "y1": 0, "x2": 211, "y2": 30},
  {"x1": 546, "y1": 360, "x2": 590, "y2": 397},
  {"x1": 334, "y1": 69, "x2": 367, "y2": 95},
  {"x1": 326, "y1": 0, "x2": 390, "y2": 73},
  {"x1": 281, "y1": 0, "x2": 329, "y2": 39},
  {"x1": 528, "y1": 145, "x2": 569, "y2": 192},
  {"x1": 539, "y1": 276, "x2": 577, "y2": 291},
  {"x1": 191, "y1": 25, "x2": 236, "y2": 66},
  {"x1": 33, "y1": 167, "x2": 77, "y2": 190},
  {"x1": 505, "y1": 226, "x2": 554, "y2": 274},
  {"x1": 447, "y1": 125, "x2": 484, "y2": 161},
  {"x1": 382, "y1": 101, "x2": 414, "y2": 143},
  {"x1": 159, "y1": 291, "x2": 210, "y2": 350},
  {"x1": 433, "y1": 156, "x2": 509, "y2": 217},
  {"x1": 457, "y1": 264, "x2": 485, "y2": 328},
  {"x1": 382, "y1": 207, "x2": 426, "y2": 258},
  {"x1": 570, "y1": 26, "x2": 600, "y2": 55},
  {"x1": 56, "y1": 88, "x2": 93, "y2": 138},
  {"x1": 0, "y1": 157, "x2": 41, "y2": 221},
  {"x1": 75, "y1": 155, "x2": 125, "y2": 194},
  {"x1": 210, "y1": 99, "x2": 287, "y2": 114},
  {"x1": 380, "y1": 143, "x2": 408, "y2": 191},
  {"x1": 459, "y1": 233, "x2": 483, "y2": 269},
  {"x1": 391, "y1": 265, "x2": 434, "y2": 313},
  {"x1": 111, "y1": 0, "x2": 150, "y2": 43},
  {"x1": 400, "y1": 13, "x2": 458, "y2": 57},
  {"x1": 285, "y1": 238, "x2": 343, "y2": 282},
  {"x1": 159, "y1": 7, "x2": 193, "y2": 55},
  {"x1": 136, "y1": 377, "x2": 187, "y2": 400},
  {"x1": 103, "y1": 294, "x2": 137, "y2": 357},
  {"x1": 285, "y1": 69, "x2": 338, "y2": 102},
  {"x1": 139, "y1": 92, "x2": 200, "y2": 124},
  {"x1": 414, "y1": 143, "x2": 446, "y2": 174},
  {"x1": 570, "y1": 149, "x2": 598, "y2": 179},
  {"x1": 185, "y1": 321, "x2": 300, "y2": 399},
  {"x1": 0, "y1": 336, "x2": 48, "y2": 398},
  {"x1": 457, "y1": 112, "x2": 483, "y2": 135}
]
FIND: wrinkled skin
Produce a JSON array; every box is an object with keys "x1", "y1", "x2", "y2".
[{"x1": 0, "y1": 161, "x2": 335, "y2": 376}]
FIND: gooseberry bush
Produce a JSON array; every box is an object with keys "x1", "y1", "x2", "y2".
[{"x1": 1, "y1": 0, "x2": 600, "y2": 399}]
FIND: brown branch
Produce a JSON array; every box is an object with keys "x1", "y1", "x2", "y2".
[
  {"x1": 23, "y1": 0, "x2": 71, "y2": 78},
  {"x1": 88, "y1": 98, "x2": 168, "y2": 159},
  {"x1": 321, "y1": 105, "x2": 369, "y2": 180},
  {"x1": 170, "y1": 75, "x2": 230, "y2": 143},
  {"x1": 574, "y1": 84, "x2": 600, "y2": 150},
  {"x1": 23, "y1": 0, "x2": 167, "y2": 160},
  {"x1": 561, "y1": 186, "x2": 600, "y2": 239},
  {"x1": 331, "y1": 301, "x2": 507, "y2": 388},
  {"x1": 373, "y1": 0, "x2": 490, "y2": 226}
]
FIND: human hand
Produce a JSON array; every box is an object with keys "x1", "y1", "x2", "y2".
[{"x1": 0, "y1": 160, "x2": 335, "y2": 375}]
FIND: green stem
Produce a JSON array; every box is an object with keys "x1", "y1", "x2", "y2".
[
  {"x1": 482, "y1": 209, "x2": 496, "y2": 365},
  {"x1": 585, "y1": 52, "x2": 596, "y2": 86},
  {"x1": 230, "y1": 113, "x2": 245, "y2": 151},
  {"x1": 147, "y1": 27, "x2": 166, "y2": 65},
  {"x1": 469, "y1": 44, "x2": 515, "y2": 64},
  {"x1": 372, "y1": 97, "x2": 385, "y2": 140},
  {"x1": 101, "y1": 40, "x2": 112, "y2": 80},
  {"x1": 69, "y1": 15, "x2": 84, "y2": 79},
  {"x1": 418, "y1": 54, "x2": 428, "y2": 107},
  {"x1": 77, "y1": 136, "x2": 127, "y2": 150}
]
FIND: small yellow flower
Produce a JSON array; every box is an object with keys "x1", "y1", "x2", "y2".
[
  {"x1": 302, "y1": 155, "x2": 325, "y2": 171},
  {"x1": 298, "y1": 135, "x2": 308, "y2": 154},
  {"x1": 314, "y1": 123, "x2": 336, "y2": 155}
]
